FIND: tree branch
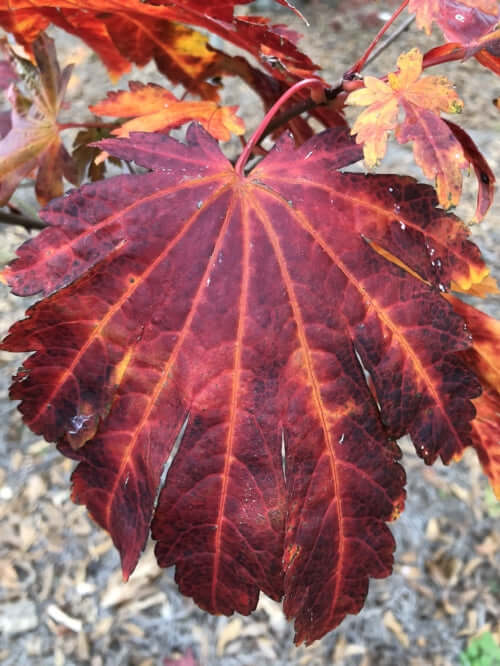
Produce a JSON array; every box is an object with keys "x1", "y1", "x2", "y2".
[
  {"x1": 255, "y1": 14, "x2": 415, "y2": 146},
  {"x1": 0, "y1": 209, "x2": 45, "y2": 230},
  {"x1": 363, "y1": 15, "x2": 415, "y2": 69}
]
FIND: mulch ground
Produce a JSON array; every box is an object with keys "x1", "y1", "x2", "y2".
[{"x1": 0, "y1": 1, "x2": 499, "y2": 664}]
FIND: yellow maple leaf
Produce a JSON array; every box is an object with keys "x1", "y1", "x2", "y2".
[{"x1": 347, "y1": 48, "x2": 468, "y2": 209}]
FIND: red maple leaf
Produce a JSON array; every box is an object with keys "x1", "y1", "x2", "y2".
[
  {"x1": 1, "y1": 124, "x2": 495, "y2": 643},
  {"x1": 0, "y1": 1, "x2": 318, "y2": 84},
  {"x1": 447, "y1": 295, "x2": 500, "y2": 498},
  {"x1": 408, "y1": 0, "x2": 498, "y2": 45}
]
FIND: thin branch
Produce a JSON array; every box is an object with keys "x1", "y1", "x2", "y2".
[
  {"x1": 0, "y1": 209, "x2": 45, "y2": 230},
  {"x1": 363, "y1": 15, "x2": 416, "y2": 69},
  {"x1": 255, "y1": 14, "x2": 415, "y2": 145},
  {"x1": 58, "y1": 121, "x2": 118, "y2": 131},
  {"x1": 347, "y1": 0, "x2": 410, "y2": 75}
]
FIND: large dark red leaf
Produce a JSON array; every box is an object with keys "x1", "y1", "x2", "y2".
[{"x1": 2, "y1": 125, "x2": 493, "y2": 643}]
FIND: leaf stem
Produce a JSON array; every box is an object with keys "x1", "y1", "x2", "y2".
[
  {"x1": 260, "y1": 82, "x2": 343, "y2": 138},
  {"x1": 234, "y1": 77, "x2": 327, "y2": 176},
  {"x1": 422, "y1": 43, "x2": 466, "y2": 69},
  {"x1": 347, "y1": 0, "x2": 410, "y2": 76}
]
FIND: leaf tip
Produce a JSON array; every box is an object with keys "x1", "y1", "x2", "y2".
[{"x1": 449, "y1": 99, "x2": 464, "y2": 114}]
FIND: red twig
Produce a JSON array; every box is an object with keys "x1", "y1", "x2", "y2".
[
  {"x1": 347, "y1": 0, "x2": 410, "y2": 76},
  {"x1": 234, "y1": 78, "x2": 327, "y2": 176}
]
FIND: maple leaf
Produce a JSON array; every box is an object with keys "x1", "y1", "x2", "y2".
[
  {"x1": 2, "y1": 124, "x2": 497, "y2": 643},
  {"x1": 0, "y1": 7, "x2": 49, "y2": 50},
  {"x1": 422, "y1": 27, "x2": 500, "y2": 77},
  {"x1": 447, "y1": 295, "x2": 500, "y2": 498},
  {"x1": 444, "y1": 119, "x2": 495, "y2": 222},
  {"x1": 408, "y1": 0, "x2": 499, "y2": 45},
  {"x1": 99, "y1": 17, "x2": 224, "y2": 99},
  {"x1": 0, "y1": 3, "x2": 331, "y2": 143},
  {"x1": 0, "y1": 1, "x2": 318, "y2": 86},
  {"x1": 90, "y1": 82, "x2": 245, "y2": 142},
  {"x1": 71, "y1": 127, "x2": 123, "y2": 183},
  {"x1": 39, "y1": 8, "x2": 131, "y2": 82},
  {"x1": 347, "y1": 48, "x2": 476, "y2": 211},
  {"x1": 0, "y1": 34, "x2": 78, "y2": 205}
]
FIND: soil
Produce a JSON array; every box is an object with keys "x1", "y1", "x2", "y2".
[{"x1": 0, "y1": 2, "x2": 499, "y2": 665}]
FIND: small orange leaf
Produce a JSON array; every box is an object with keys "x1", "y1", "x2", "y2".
[
  {"x1": 347, "y1": 48, "x2": 468, "y2": 209},
  {"x1": 90, "y1": 82, "x2": 245, "y2": 142}
]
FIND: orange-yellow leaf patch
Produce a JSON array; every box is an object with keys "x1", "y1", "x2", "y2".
[
  {"x1": 347, "y1": 48, "x2": 469, "y2": 209},
  {"x1": 90, "y1": 82, "x2": 245, "y2": 142}
]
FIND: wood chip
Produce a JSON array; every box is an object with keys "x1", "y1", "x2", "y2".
[
  {"x1": 93, "y1": 616, "x2": 113, "y2": 638},
  {"x1": 76, "y1": 631, "x2": 90, "y2": 661},
  {"x1": 450, "y1": 482, "x2": 470, "y2": 504},
  {"x1": 121, "y1": 621, "x2": 145, "y2": 638},
  {"x1": 23, "y1": 474, "x2": 47, "y2": 503},
  {"x1": 344, "y1": 644, "x2": 366, "y2": 657},
  {"x1": 383, "y1": 610, "x2": 410, "y2": 647},
  {"x1": 216, "y1": 617, "x2": 243, "y2": 655},
  {"x1": 334, "y1": 634, "x2": 347, "y2": 661},
  {"x1": 47, "y1": 604, "x2": 83, "y2": 633},
  {"x1": 426, "y1": 517, "x2": 440, "y2": 540},
  {"x1": 458, "y1": 610, "x2": 478, "y2": 636},
  {"x1": 121, "y1": 591, "x2": 166, "y2": 615},
  {"x1": 89, "y1": 537, "x2": 114, "y2": 559},
  {"x1": 463, "y1": 557, "x2": 483, "y2": 577},
  {"x1": 0, "y1": 559, "x2": 19, "y2": 591}
]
